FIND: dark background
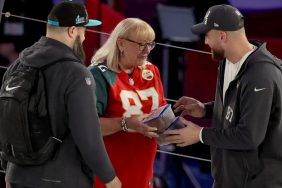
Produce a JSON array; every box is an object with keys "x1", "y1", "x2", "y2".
[{"x1": 1, "y1": 0, "x2": 282, "y2": 187}]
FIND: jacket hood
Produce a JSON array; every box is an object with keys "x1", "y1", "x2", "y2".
[
  {"x1": 224, "y1": 40, "x2": 282, "y2": 78},
  {"x1": 19, "y1": 36, "x2": 80, "y2": 68},
  {"x1": 249, "y1": 40, "x2": 282, "y2": 71}
]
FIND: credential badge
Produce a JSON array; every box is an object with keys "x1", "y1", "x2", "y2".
[{"x1": 142, "y1": 69, "x2": 154, "y2": 80}]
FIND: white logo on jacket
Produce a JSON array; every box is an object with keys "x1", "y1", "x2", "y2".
[
  {"x1": 85, "y1": 77, "x2": 92, "y2": 85},
  {"x1": 254, "y1": 87, "x2": 266, "y2": 92},
  {"x1": 5, "y1": 85, "x2": 21, "y2": 91},
  {"x1": 225, "y1": 106, "x2": 233, "y2": 123}
]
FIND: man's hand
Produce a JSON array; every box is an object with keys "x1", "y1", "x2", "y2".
[
  {"x1": 163, "y1": 117, "x2": 202, "y2": 147},
  {"x1": 105, "y1": 176, "x2": 122, "y2": 188},
  {"x1": 6, "y1": 182, "x2": 11, "y2": 188},
  {"x1": 173, "y1": 96, "x2": 206, "y2": 118}
]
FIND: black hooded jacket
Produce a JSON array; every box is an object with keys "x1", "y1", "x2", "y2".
[
  {"x1": 203, "y1": 41, "x2": 282, "y2": 188},
  {"x1": 4, "y1": 37, "x2": 115, "y2": 188}
]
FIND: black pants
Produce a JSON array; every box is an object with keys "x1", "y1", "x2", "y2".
[
  {"x1": 0, "y1": 172, "x2": 5, "y2": 188},
  {"x1": 10, "y1": 183, "x2": 35, "y2": 188}
]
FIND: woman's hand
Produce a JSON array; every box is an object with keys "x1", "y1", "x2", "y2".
[
  {"x1": 126, "y1": 114, "x2": 159, "y2": 138},
  {"x1": 105, "y1": 176, "x2": 122, "y2": 188}
]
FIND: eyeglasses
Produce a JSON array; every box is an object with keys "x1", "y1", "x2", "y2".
[{"x1": 124, "y1": 38, "x2": 156, "y2": 51}]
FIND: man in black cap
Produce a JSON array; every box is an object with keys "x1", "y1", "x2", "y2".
[
  {"x1": 164, "y1": 4, "x2": 282, "y2": 188},
  {"x1": 2, "y1": 1, "x2": 121, "y2": 188}
]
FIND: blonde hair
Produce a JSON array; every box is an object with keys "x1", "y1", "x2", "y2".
[{"x1": 91, "y1": 18, "x2": 155, "y2": 72}]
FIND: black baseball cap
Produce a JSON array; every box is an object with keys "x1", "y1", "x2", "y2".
[
  {"x1": 191, "y1": 4, "x2": 244, "y2": 34},
  {"x1": 47, "y1": 1, "x2": 101, "y2": 27}
]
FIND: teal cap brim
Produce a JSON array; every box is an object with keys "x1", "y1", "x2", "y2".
[
  {"x1": 47, "y1": 20, "x2": 59, "y2": 26},
  {"x1": 85, "y1": 19, "x2": 102, "y2": 27}
]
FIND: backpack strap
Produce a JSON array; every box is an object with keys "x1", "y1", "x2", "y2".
[{"x1": 27, "y1": 58, "x2": 80, "y2": 141}]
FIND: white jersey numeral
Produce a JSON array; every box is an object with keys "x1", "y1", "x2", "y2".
[{"x1": 120, "y1": 87, "x2": 159, "y2": 117}]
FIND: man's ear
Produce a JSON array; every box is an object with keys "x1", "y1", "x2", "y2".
[
  {"x1": 67, "y1": 26, "x2": 77, "y2": 39},
  {"x1": 219, "y1": 31, "x2": 227, "y2": 42}
]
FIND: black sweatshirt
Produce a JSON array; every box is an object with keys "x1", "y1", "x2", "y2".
[
  {"x1": 203, "y1": 41, "x2": 282, "y2": 188},
  {"x1": 4, "y1": 37, "x2": 115, "y2": 188}
]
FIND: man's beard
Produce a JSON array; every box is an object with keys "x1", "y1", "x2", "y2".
[
  {"x1": 211, "y1": 48, "x2": 225, "y2": 61},
  {"x1": 73, "y1": 36, "x2": 86, "y2": 63}
]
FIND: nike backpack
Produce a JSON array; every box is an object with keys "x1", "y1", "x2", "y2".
[{"x1": 0, "y1": 62, "x2": 62, "y2": 165}]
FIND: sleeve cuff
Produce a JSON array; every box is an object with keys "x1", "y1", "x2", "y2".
[
  {"x1": 199, "y1": 127, "x2": 204, "y2": 143},
  {"x1": 203, "y1": 102, "x2": 214, "y2": 119}
]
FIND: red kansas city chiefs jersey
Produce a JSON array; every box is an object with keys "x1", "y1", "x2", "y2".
[{"x1": 89, "y1": 62, "x2": 166, "y2": 188}]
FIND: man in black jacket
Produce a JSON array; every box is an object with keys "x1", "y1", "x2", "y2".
[
  {"x1": 2, "y1": 2, "x2": 121, "y2": 188},
  {"x1": 164, "y1": 4, "x2": 282, "y2": 188}
]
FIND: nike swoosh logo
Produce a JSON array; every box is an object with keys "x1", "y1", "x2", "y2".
[
  {"x1": 254, "y1": 87, "x2": 266, "y2": 92},
  {"x1": 5, "y1": 85, "x2": 21, "y2": 91}
]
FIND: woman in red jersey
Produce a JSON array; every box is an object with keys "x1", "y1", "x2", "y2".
[{"x1": 89, "y1": 18, "x2": 167, "y2": 188}]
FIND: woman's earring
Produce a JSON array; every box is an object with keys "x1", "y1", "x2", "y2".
[{"x1": 120, "y1": 50, "x2": 124, "y2": 57}]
